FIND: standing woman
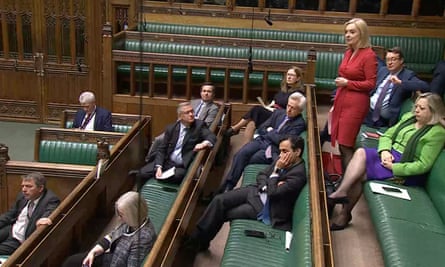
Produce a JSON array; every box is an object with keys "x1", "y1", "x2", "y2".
[
  {"x1": 226, "y1": 66, "x2": 304, "y2": 136},
  {"x1": 331, "y1": 18, "x2": 377, "y2": 171},
  {"x1": 62, "y1": 192, "x2": 156, "y2": 267}
]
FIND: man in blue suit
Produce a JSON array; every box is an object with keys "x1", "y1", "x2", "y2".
[
  {"x1": 220, "y1": 92, "x2": 307, "y2": 192},
  {"x1": 364, "y1": 47, "x2": 429, "y2": 128},
  {"x1": 72, "y1": 91, "x2": 113, "y2": 131}
]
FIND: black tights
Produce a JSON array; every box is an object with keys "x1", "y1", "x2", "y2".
[
  {"x1": 339, "y1": 145, "x2": 354, "y2": 173},
  {"x1": 61, "y1": 252, "x2": 105, "y2": 267}
]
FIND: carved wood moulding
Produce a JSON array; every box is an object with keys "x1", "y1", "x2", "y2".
[
  {"x1": 142, "y1": 6, "x2": 445, "y2": 29},
  {"x1": 0, "y1": 100, "x2": 39, "y2": 120},
  {"x1": 37, "y1": 128, "x2": 125, "y2": 144}
]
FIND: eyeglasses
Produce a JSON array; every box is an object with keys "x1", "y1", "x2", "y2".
[{"x1": 385, "y1": 57, "x2": 400, "y2": 63}]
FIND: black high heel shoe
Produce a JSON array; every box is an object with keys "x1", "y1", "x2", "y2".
[
  {"x1": 330, "y1": 213, "x2": 352, "y2": 231},
  {"x1": 327, "y1": 196, "x2": 349, "y2": 218}
]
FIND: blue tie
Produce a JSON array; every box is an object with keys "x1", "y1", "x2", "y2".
[
  {"x1": 258, "y1": 198, "x2": 271, "y2": 225},
  {"x1": 195, "y1": 102, "x2": 203, "y2": 119},
  {"x1": 276, "y1": 116, "x2": 289, "y2": 133}
]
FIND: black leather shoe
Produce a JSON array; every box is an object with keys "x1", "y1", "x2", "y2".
[
  {"x1": 128, "y1": 169, "x2": 140, "y2": 177},
  {"x1": 330, "y1": 213, "x2": 352, "y2": 231},
  {"x1": 182, "y1": 234, "x2": 209, "y2": 253},
  {"x1": 224, "y1": 127, "x2": 239, "y2": 137}
]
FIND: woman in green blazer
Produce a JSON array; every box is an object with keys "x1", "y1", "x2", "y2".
[{"x1": 328, "y1": 92, "x2": 445, "y2": 230}]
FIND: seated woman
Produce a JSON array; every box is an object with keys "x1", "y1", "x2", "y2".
[
  {"x1": 226, "y1": 66, "x2": 304, "y2": 136},
  {"x1": 62, "y1": 191, "x2": 156, "y2": 267},
  {"x1": 329, "y1": 93, "x2": 445, "y2": 231}
]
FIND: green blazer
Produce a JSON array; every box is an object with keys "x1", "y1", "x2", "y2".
[{"x1": 378, "y1": 112, "x2": 445, "y2": 177}]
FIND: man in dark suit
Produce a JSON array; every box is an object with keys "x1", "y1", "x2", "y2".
[
  {"x1": 145, "y1": 83, "x2": 219, "y2": 161},
  {"x1": 364, "y1": 47, "x2": 429, "y2": 128},
  {"x1": 133, "y1": 102, "x2": 216, "y2": 185},
  {"x1": 430, "y1": 60, "x2": 445, "y2": 97},
  {"x1": 0, "y1": 172, "x2": 60, "y2": 255},
  {"x1": 221, "y1": 92, "x2": 306, "y2": 191},
  {"x1": 185, "y1": 136, "x2": 307, "y2": 251},
  {"x1": 72, "y1": 91, "x2": 113, "y2": 131}
]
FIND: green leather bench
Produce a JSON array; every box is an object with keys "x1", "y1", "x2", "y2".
[
  {"x1": 221, "y1": 131, "x2": 311, "y2": 267},
  {"x1": 363, "y1": 150, "x2": 445, "y2": 267},
  {"x1": 137, "y1": 22, "x2": 445, "y2": 75},
  {"x1": 117, "y1": 40, "x2": 343, "y2": 91},
  {"x1": 65, "y1": 121, "x2": 132, "y2": 133},
  {"x1": 38, "y1": 140, "x2": 99, "y2": 166}
]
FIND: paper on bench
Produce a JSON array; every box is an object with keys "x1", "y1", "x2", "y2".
[
  {"x1": 158, "y1": 167, "x2": 175, "y2": 180},
  {"x1": 256, "y1": 97, "x2": 274, "y2": 112},
  {"x1": 369, "y1": 182, "x2": 411, "y2": 200},
  {"x1": 285, "y1": 231, "x2": 293, "y2": 251}
]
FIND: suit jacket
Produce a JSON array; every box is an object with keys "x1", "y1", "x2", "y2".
[
  {"x1": 366, "y1": 67, "x2": 429, "y2": 127},
  {"x1": 378, "y1": 112, "x2": 445, "y2": 178},
  {"x1": 256, "y1": 109, "x2": 306, "y2": 157},
  {"x1": 155, "y1": 119, "x2": 216, "y2": 169},
  {"x1": 191, "y1": 99, "x2": 219, "y2": 126},
  {"x1": 430, "y1": 60, "x2": 445, "y2": 96},
  {"x1": 73, "y1": 106, "x2": 113, "y2": 131},
  {"x1": 253, "y1": 159, "x2": 307, "y2": 231},
  {"x1": 0, "y1": 189, "x2": 60, "y2": 239}
]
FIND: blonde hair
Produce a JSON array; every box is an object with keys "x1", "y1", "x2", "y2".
[
  {"x1": 280, "y1": 66, "x2": 303, "y2": 92},
  {"x1": 115, "y1": 191, "x2": 148, "y2": 228},
  {"x1": 344, "y1": 18, "x2": 371, "y2": 49},
  {"x1": 412, "y1": 93, "x2": 445, "y2": 126}
]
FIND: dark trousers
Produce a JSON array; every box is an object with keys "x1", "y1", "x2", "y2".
[
  {"x1": 62, "y1": 252, "x2": 106, "y2": 267},
  {"x1": 242, "y1": 106, "x2": 272, "y2": 128},
  {"x1": 0, "y1": 225, "x2": 21, "y2": 255},
  {"x1": 138, "y1": 159, "x2": 186, "y2": 187},
  {"x1": 195, "y1": 186, "x2": 262, "y2": 245},
  {"x1": 224, "y1": 139, "x2": 270, "y2": 189}
]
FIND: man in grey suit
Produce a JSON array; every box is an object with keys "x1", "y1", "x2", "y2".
[
  {"x1": 0, "y1": 172, "x2": 60, "y2": 254},
  {"x1": 184, "y1": 136, "x2": 307, "y2": 252},
  {"x1": 145, "y1": 82, "x2": 218, "y2": 162}
]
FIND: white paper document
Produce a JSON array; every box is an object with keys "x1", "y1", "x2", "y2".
[
  {"x1": 369, "y1": 182, "x2": 411, "y2": 200},
  {"x1": 256, "y1": 97, "x2": 274, "y2": 112},
  {"x1": 158, "y1": 167, "x2": 175, "y2": 180}
]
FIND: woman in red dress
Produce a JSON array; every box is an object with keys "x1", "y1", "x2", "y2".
[{"x1": 331, "y1": 18, "x2": 377, "y2": 171}]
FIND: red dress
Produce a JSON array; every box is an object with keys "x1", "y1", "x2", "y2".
[{"x1": 331, "y1": 47, "x2": 377, "y2": 147}]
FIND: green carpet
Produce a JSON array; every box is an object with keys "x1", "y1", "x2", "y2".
[{"x1": 0, "y1": 121, "x2": 55, "y2": 161}]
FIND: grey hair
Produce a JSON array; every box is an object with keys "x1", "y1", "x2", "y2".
[
  {"x1": 288, "y1": 91, "x2": 307, "y2": 110},
  {"x1": 177, "y1": 102, "x2": 192, "y2": 115},
  {"x1": 115, "y1": 191, "x2": 148, "y2": 228},
  {"x1": 79, "y1": 91, "x2": 96, "y2": 104},
  {"x1": 22, "y1": 172, "x2": 46, "y2": 188}
]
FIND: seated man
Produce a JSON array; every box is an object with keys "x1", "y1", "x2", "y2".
[
  {"x1": 0, "y1": 172, "x2": 60, "y2": 255},
  {"x1": 132, "y1": 102, "x2": 216, "y2": 185},
  {"x1": 221, "y1": 92, "x2": 306, "y2": 191},
  {"x1": 185, "y1": 136, "x2": 307, "y2": 252},
  {"x1": 73, "y1": 91, "x2": 113, "y2": 131},
  {"x1": 146, "y1": 82, "x2": 218, "y2": 161},
  {"x1": 430, "y1": 60, "x2": 445, "y2": 97},
  {"x1": 364, "y1": 47, "x2": 429, "y2": 128}
]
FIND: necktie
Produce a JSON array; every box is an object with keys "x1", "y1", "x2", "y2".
[
  {"x1": 258, "y1": 198, "x2": 271, "y2": 225},
  {"x1": 171, "y1": 127, "x2": 188, "y2": 164},
  {"x1": 27, "y1": 201, "x2": 35, "y2": 218},
  {"x1": 80, "y1": 111, "x2": 95, "y2": 129},
  {"x1": 372, "y1": 79, "x2": 392, "y2": 122},
  {"x1": 195, "y1": 102, "x2": 203, "y2": 119},
  {"x1": 276, "y1": 116, "x2": 289, "y2": 132}
]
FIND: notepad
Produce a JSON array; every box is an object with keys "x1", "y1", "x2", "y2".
[
  {"x1": 369, "y1": 182, "x2": 411, "y2": 200},
  {"x1": 158, "y1": 167, "x2": 175, "y2": 180}
]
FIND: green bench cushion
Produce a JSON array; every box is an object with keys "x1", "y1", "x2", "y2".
[
  {"x1": 221, "y1": 185, "x2": 311, "y2": 267},
  {"x1": 38, "y1": 140, "x2": 98, "y2": 165},
  {"x1": 117, "y1": 64, "x2": 283, "y2": 87},
  {"x1": 363, "y1": 151, "x2": 445, "y2": 267},
  {"x1": 65, "y1": 121, "x2": 131, "y2": 133},
  {"x1": 140, "y1": 179, "x2": 180, "y2": 233}
]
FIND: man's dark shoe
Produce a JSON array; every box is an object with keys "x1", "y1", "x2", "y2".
[
  {"x1": 182, "y1": 235, "x2": 209, "y2": 253},
  {"x1": 224, "y1": 127, "x2": 239, "y2": 137},
  {"x1": 128, "y1": 169, "x2": 140, "y2": 177}
]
